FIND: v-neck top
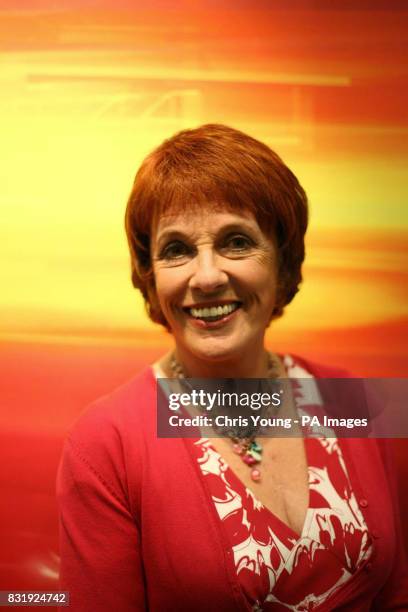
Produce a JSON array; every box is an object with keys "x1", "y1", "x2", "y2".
[
  {"x1": 58, "y1": 355, "x2": 408, "y2": 611},
  {"x1": 190, "y1": 357, "x2": 373, "y2": 611}
]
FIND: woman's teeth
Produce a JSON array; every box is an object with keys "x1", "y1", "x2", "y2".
[{"x1": 189, "y1": 302, "x2": 240, "y2": 321}]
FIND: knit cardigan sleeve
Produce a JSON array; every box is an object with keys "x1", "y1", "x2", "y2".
[
  {"x1": 372, "y1": 438, "x2": 408, "y2": 610},
  {"x1": 56, "y1": 403, "x2": 146, "y2": 612}
]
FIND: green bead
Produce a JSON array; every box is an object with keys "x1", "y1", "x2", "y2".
[
  {"x1": 250, "y1": 441, "x2": 262, "y2": 454},
  {"x1": 248, "y1": 449, "x2": 262, "y2": 462}
]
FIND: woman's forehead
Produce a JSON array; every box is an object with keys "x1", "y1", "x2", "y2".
[{"x1": 153, "y1": 207, "x2": 259, "y2": 238}]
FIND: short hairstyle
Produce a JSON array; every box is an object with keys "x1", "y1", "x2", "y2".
[{"x1": 125, "y1": 123, "x2": 308, "y2": 328}]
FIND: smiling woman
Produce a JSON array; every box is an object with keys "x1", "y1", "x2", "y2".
[
  {"x1": 125, "y1": 124, "x2": 307, "y2": 378},
  {"x1": 57, "y1": 124, "x2": 408, "y2": 611},
  {"x1": 152, "y1": 209, "x2": 279, "y2": 376}
]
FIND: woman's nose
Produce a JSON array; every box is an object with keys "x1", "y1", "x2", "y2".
[{"x1": 188, "y1": 250, "x2": 228, "y2": 293}]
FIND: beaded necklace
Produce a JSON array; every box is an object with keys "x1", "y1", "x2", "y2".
[{"x1": 169, "y1": 352, "x2": 281, "y2": 482}]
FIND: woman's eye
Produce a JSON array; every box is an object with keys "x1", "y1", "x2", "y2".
[
  {"x1": 161, "y1": 241, "x2": 189, "y2": 260},
  {"x1": 225, "y1": 234, "x2": 253, "y2": 252}
]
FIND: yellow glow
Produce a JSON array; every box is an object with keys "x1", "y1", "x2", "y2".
[{"x1": 1, "y1": 44, "x2": 407, "y2": 339}]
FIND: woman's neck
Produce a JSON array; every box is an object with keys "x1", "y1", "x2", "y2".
[{"x1": 160, "y1": 346, "x2": 284, "y2": 379}]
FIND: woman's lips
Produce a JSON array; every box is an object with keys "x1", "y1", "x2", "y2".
[{"x1": 185, "y1": 303, "x2": 242, "y2": 329}]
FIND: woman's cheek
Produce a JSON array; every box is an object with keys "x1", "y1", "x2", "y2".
[{"x1": 155, "y1": 268, "x2": 185, "y2": 305}]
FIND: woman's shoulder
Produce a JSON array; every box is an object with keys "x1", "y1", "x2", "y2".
[
  {"x1": 285, "y1": 353, "x2": 352, "y2": 378},
  {"x1": 58, "y1": 368, "x2": 158, "y2": 518},
  {"x1": 64, "y1": 366, "x2": 156, "y2": 460}
]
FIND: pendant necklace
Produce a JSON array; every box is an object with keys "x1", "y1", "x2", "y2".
[{"x1": 169, "y1": 352, "x2": 281, "y2": 483}]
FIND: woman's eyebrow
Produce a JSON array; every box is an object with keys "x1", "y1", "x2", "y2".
[
  {"x1": 216, "y1": 221, "x2": 258, "y2": 234},
  {"x1": 155, "y1": 227, "x2": 190, "y2": 244},
  {"x1": 157, "y1": 219, "x2": 257, "y2": 240}
]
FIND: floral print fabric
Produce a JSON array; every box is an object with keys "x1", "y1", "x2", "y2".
[{"x1": 192, "y1": 357, "x2": 372, "y2": 611}]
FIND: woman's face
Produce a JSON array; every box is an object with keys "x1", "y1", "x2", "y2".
[{"x1": 151, "y1": 206, "x2": 278, "y2": 365}]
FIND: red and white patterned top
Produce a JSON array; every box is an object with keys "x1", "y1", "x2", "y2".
[{"x1": 192, "y1": 356, "x2": 373, "y2": 611}]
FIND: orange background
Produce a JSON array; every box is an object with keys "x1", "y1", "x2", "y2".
[
  {"x1": 1, "y1": 2, "x2": 407, "y2": 375},
  {"x1": 0, "y1": 0, "x2": 407, "y2": 593}
]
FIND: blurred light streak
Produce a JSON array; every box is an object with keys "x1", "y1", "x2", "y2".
[{"x1": 1, "y1": 3, "x2": 407, "y2": 342}]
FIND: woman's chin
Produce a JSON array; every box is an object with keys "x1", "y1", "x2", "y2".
[
  {"x1": 172, "y1": 312, "x2": 263, "y2": 368},
  {"x1": 179, "y1": 334, "x2": 249, "y2": 367}
]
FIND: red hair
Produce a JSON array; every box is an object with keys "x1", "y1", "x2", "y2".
[{"x1": 125, "y1": 124, "x2": 308, "y2": 328}]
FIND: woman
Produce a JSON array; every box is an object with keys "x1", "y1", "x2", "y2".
[{"x1": 57, "y1": 124, "x2": 408, "y2": 611}]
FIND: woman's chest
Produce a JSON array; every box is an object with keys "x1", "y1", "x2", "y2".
[
  {"x1": 208, "y1": 436, "x2": 309, "y2": 536},
  {"x1": 193, "y1": 436, "x2": 374, "y2": 610}
]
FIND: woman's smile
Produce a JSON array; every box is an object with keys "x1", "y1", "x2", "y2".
[
  {"x1": 152, "y1": 207, "x2": 278, "y2": 371},
  {"x1": 183, "y1": 299, "x2": 242, "y2": 328}
]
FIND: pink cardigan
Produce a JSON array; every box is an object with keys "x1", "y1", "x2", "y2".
[{"x1": 57, "y1": 358, "x2": 408, "y2": 611}]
